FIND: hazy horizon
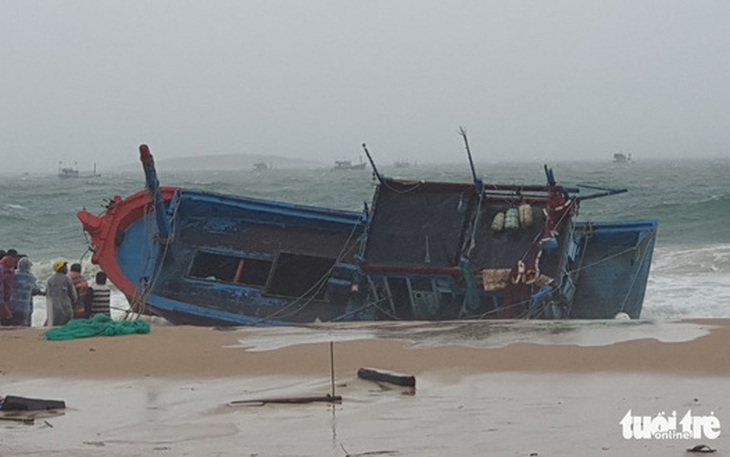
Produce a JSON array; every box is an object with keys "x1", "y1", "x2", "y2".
[
  {"x1": 3, "y1": 1, "x2": 729, "y2": 174},
  {"x1": 6, "y1": 151, "x2": 726, "y2": 179}
]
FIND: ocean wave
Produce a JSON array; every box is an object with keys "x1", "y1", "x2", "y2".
[
  {"x1": 652, "y1": 244, "x2": 730, "y2": 275},
  {"x1": 643, "y1": 278, "x2": 730, "y2": 319},
  {"x1": 0, "y1": 213, "x2": 29, "y2": 224},
  {"x1": 4, "y1": 203, "x2": 28, "y2": 210},
  {"x1": 643, "y1": 244, "x2": 730, "y2": 319}
]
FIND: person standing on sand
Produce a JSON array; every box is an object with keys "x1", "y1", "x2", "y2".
[
  {"x1": 0, "y1": 249, "x2": 20, "y2": 325},
  {"x1": 69, "y1": 263, "x2": 89, "y2": 318},
  {"x1": 0, "y1": 256, "x2": 4, "y2": 323},
  {"x1": 88, "y1": 271, "x2": 111, "y2": 317},
  {"x1": 11, "y1": 257, "x2": 42, "y2": 326},
  {"x1": 45, "y1": 259, "x2": 76, "y2": 326}
]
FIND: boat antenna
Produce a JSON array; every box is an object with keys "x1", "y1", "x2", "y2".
[
  {"x1": 457, "y1": 127, "x2": 484, "y2": 313},
  {"x1": 140, "y1": 144, "x2": 171, "y2": 242},
  {"x1": 361, "y1": 143, "x2": 384, "y2": 183},
  {"x1": 459, "y1": 127, "x2": 481, "y2": 187},
  {"x1": 544, "y1": 164, "x2": 556, "y2": 186}
]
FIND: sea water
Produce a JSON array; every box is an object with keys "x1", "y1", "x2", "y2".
[{"x1": 1, "y1": 157, "x2": 728, "y2": 322}]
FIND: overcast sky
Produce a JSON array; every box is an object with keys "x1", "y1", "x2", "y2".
[{"x1": 2, "y1": 1, "x2": 729, "y2": 173}]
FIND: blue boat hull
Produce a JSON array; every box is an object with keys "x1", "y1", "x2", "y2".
[
  {"x1": 111, "y1": 198, "x2": 656, "y2": 325},
  {"x1": 79, "y1": 146, "x2": 658, "y2": 326},
  {"x1": 570, "y1": 220, "x2": 657, "y2": 319}
]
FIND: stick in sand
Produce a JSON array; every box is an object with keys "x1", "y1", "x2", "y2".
[{"x1": 229, "y1": 341, "x2": 341, "y2": 406}]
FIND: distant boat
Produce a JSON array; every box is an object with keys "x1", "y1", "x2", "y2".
[
  {"x1": 333, "y1": 158, "x2": 367, "y2": 171},
  {"x1": 58, "y1": 166, "x2": 80, "y2": 178},
  {"x1": 58, "y1": 162, "x2": 101, "y2": 179},
  {"x1": 77, "y1": 140, "x2": 657, "y2": 326},
  {"x1": 253, "y1": 162, "x2": 272, "y2": 171},
  {"x1": 613, "y1": 153, "x2": 631, "y2": 164},
  {"x1": 394, "y1": 161, "x2": 411, "y2": 169}
]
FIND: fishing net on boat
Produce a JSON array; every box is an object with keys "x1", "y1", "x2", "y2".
[{"x1": 43, "y1": 314, "x2": 151, "y2": 341}]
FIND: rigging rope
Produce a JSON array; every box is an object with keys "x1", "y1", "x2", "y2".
[
  {"x1": 251, "y1": 215, "x2": 364, "y2": 324},
  {"x1": 127, "y1": 192, "x2": 182, "y2": 320},
  {"x1": 618, "y1": 229, "x2": 656, "y2": 313}
]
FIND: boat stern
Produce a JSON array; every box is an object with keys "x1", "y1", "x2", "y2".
[{"x1": 77, "y1": 188, "x2": 180, "y2": 300}]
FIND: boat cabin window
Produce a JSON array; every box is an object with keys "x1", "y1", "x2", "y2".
[
  {"x1": 189, "y1": 251, "x2": 272, "y2": 287},
  {"x1": 265, "y1": 252, "x2": 336, "y2": 299}
]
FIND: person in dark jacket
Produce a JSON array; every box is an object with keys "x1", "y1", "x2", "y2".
[
  {"x1": 0, "y1": 251, "x2": 5, "y2": 318},
  {"x1": 0, "y1": 249, "x2": 20, "y2": 325}
]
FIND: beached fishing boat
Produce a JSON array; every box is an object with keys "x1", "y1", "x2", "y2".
[{"x1": 77, "y1": 138, "x2": 656, "y2": 325}]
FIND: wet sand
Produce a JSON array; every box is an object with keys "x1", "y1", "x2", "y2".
[{"x1": 2, "y1": 319, "x2": 730, "y2": 456}]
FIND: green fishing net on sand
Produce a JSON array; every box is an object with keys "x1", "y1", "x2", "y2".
[{"x1": 44, "y1": 314, "x2": 151, "y2": 341}]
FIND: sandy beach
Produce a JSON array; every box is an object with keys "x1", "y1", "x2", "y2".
[{"x1": 2, "y1": 319, "x2": 729, "y2": 456}]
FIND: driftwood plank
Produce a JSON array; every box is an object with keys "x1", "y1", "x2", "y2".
[
  {"x1": 2, "y1": 395, "x2": 65, "y2": 411},
  {"x1": 229, "y1": 395, "x2": 342, "y2": 406},
  {"x1": 357, "y1": 367, "x2": 416, "y2": 387},
  {"x1": 0, "y1": 416, "x2": 35, "y2": 425}
]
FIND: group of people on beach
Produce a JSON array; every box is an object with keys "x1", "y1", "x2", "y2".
[{"x1": 0, "y1": 249, "x2": 111, "y2": 327}]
